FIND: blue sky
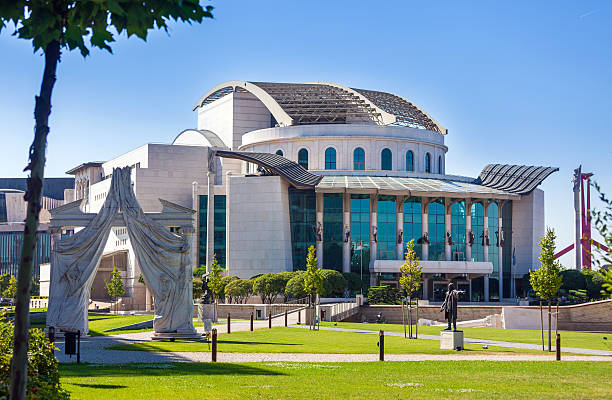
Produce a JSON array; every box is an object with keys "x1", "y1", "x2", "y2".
[{"x1": 0, "y1": 1, "x2": 610, "y2": 268}]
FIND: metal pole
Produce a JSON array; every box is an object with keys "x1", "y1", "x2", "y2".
[
  {"x1": 268, "y1": 311, "x2": 272, "y2": 329},
  {"x1": 573, "y1": 167, "x2": 582, "y2": 270},
  {"x1": 556, "y1": 334, "x2": 561, "y2": 361},
  {"x1": 378, "y1": 330, "x2": 384, "y2": 361},
  {"x1": 211, "y1": 328, "x2": 217, "y2": 362},
  {"x1": 227, "y1": 313, "x2": 231, "y2": 334},
  {"x1": 250, "y1": 312, "x2": 254, "y2": 331},
  {"x1": 285, "y1": 310, "x2": 288, "y2": 327},
  {"x1": 360, "y1": 243, "x2": 363, "y2": 295}
]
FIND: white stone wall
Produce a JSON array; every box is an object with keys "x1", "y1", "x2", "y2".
[
  {"x1": 512, "y1": 188, "x2": 545, "y2": 277},
  {"x1": 226, "y1": 175, "x2": 292, "y2": 278}
]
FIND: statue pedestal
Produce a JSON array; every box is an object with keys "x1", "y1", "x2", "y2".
[
  {"x1": 440, "y1": 330, "x2": 464, "y2": 350},
  {"x1": 198, "y1": 303, "x2": 216, "y2": 323},
  {"x1": 152, "y1": 330, "x2": 202, "y2": 341}
]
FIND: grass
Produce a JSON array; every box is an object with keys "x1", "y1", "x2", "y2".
[
  {"x1": 319, "y1": 321, "x2": 612, "y2": 351},
  {"x1": 105, "y1": 327, "x2": 561, "y2": 354},
  {"x1": 88, "y1": 314, "x2": 153, "y2": 336},
  {"x1": 59, "y1": 361, "x2": 612, "y2": 400}
]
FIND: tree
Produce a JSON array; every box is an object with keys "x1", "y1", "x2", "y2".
[
  {"x1": 224, "y1": 279, "x2": 253, "y2": 304},
  {"x1": 2, "y1": 277, "x2": 17, "y2": 299},
  {"x1": 399, "y1": 239, "x2": 422, "y2": 338},
  {"x1": 1, "y1": 2, "x2": 213, "y2": 397},
  {"x1": 285, "y1": 272, "x2": 307, "y2": 300},
  {"x1": 104, "y1": 266, "x2": 125, "y2": 313},
  {"x1": 192, "y1": 278, "x2": 204, "y2": 300},
  {"x1": 529, "y1": 227, "x2": 563, "y2": 352},
  {"x1": 220, "y1": 275, "x2": 239, "y2": 303},
  {"x1": 592, "y1": 182, "x2": 612, "y2": 298},
  {"x1": 303, "y1": 245, "x2": 322, "y2": 306},
  {"x1": 208, "y1": 254, "x2": 224, "y2": 302},
  {"x1": 599, "y1": 268, "x2": 612, "y2": 299},
  {"x1": 277, "y1": 271, "x2": 295, "y2": 302},
  {"x1": 0, "y1": 274, "x2": 10, "y2": 295},
  {"x1": 253, "y1": 273, "x2": 286, "y2": 304},
  {"x1": 320, "y1": 269, "x2": 347, "y2": 297}
]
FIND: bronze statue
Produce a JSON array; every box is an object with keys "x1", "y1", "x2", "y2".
[
  {"x1": 440, "y1": 282, "x2": 464, "y2": 331},
  {"x1": 200, "y1": 273, "x2": 212, "y2": 304}
]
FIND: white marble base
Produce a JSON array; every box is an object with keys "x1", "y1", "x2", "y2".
[
  {"x1": 440, "y1": 330, "x2": 464, "y2": 350},
  {"x1": 151, "y1": 331, "x2": 203, "y2": 341}
]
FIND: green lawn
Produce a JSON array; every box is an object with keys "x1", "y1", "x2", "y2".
[
  {"x1": 59, "y1": 361, "x2": 612, "y2": 400},
  {"x1": 88, "y1": 314, "x2": 153, "y2": 336},
  {"x1": 105, "y1": 327, "x2": 566, "y2": 355},
  {"x1": 319, "y1": 322, "x2": 612, "y2": 351}
]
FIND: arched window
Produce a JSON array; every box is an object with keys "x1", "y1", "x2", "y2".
[
  {"x1": 298, "y1": 148, "x2": 309, "y2": 169},
  {"x1": 406, "y1": 151, "x2": 414, "y2": 172},
  {"x1": 325, "y1": 147, "x2": 336, "y2": 170},
  {"x1": 381, "y1": 148, "x2": 392, "y2": 170},
  {"x1": 438, "y1": 155, "x2": 442, "y2": 174},
  {"x1": 353, "y1": 147, "x2": 365, "y2": 170},
  {"x1": 425, "y1": 153, "x2": 431, "y2": 173},
  {"x1": 275, "y1": 149, "x2": 283, "y2": 157}
]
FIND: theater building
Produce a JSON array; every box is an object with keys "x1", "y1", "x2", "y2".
[{"x1": 64, "y1": 81, "x2": 557, "y2": 304}]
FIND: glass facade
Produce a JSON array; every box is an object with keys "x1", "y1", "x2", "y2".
[
  {"x1": 406, "y1": 151, "x2": 414, "y2": 172},
  {"x1": 298, "y1": 148, "x2": 308, "y2": 169},
  {"x1": 0, "y1": 193, "x2": 6, "y2": 223},
  {"x1": 325, "y1": 147, "x2": 336, "y2": 170},
  {"x1": 502, "y1": 202, "x2": 513, "y2": 297},
  {"x1": 214, "y1": 195, "x2": 227, "y2": 268},
  {"x1": 471, "y1": 202, "x2": 485, "y2": 262},
  {"x1": 425, "y1": 153, "x2": 431, "y2": 173},
  {"x1": 323, "y1": 193, "x2": 343, "y2": 271},
  {"x1": 381, "y1": 148, "x2": 392, "y2": 170},
  {"x1": 0, "y1": 231, "x2": 51, "y2": 279},
  {"x1": 488, "y1": 202, "x2": 499, "y2": 300},
  {"x1": 289, "y1": 189, "x2": 316, "y2": 270},
  {"x1": 428, "y1": 200, "x2": 445, "y2": 261},
  {"x1": 198, "y1": 195, "x2": 207, "y2": 268},
  {"x1": 353, "y1": 147, "x2": 365, "y2": 170},
  {"x1": 350, "y1": 195, "x2": 370, "y2": 286},
  {"x1": 275, "y1": 150, "x2": 283, "y2": 156},
  {"x1": 451, "y1": 201, "x2": 465, "y2": 261},
  {"x1": 403, "y1": 197, "x2": 422, "y2": 259},
  {"x1": 377, "y1": 195, "x2": 396, "y2": 259}
]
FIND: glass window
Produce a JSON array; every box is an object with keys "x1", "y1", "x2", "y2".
[
  {"x1": 289, "y1": 189, "x2": 316, "y2": 270},
  {"x1": 406, "y1": 151, "x2": 414, "y2": 172},
  {"x1": 451, "y1": 202, "x2": 465, "y2": 261},
  {"x1": 381, "y1": 148, "x2": 392, "y2": 170},
  {"x1": 502, "y1": 202, "x2": 513, "y2": 297},
  {"x1": 428, "y1": 200, "x2": 445, "y2": 261},
  {"x1": 198, "y1": 195, "x2": 207, "y2": 268},
  {"x1": 298, "y1": 148, "x2": 308, "y2": 169},
  {"x1": 325, "y1": 147, "x2": 337, "y2": 170},
  {"x1": 214, "y1": 195, "x2": 227, "y2": 268},
  {"x1": 377, "y1": 195, "x2": 396, "y2": 259},
  {"x1": 471, "y1": 202, "x2": 484, "y2": 262},
  {"x1": 403, "y1": 197, "x2": 422, "y2": 259},
  {"x1": 323, "y1": 194, "x2": 343, "y2": 270},
  {"x1": 0, "y1": 193, "x2": 6, "y2": 223},
  {"x1": 350, "y1": 194, "x2": 370, "y2": 290},
  {"x1": 488, "y1": 202, "x2": 500, "y2": 301},
  {"x1": 353, "y1": 147, "x2": 365, "y2": 170},
  {"x1": 438, "y1": 155, "x2": 443, "y2": 174},
  {"x1": 275, "y1": 150, "x2": 283, "y2": 156},
  {"x1": 425, "y1": 153, "x2": 431, "y2": 173}
]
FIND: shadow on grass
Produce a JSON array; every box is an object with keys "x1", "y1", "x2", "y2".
[
  {"x1": 71, "y1": 383, "x2": 128, "y2": 389},
  {"x1": 60, "y1": 363, "x2": 287, "y2": 378},
  {"x1": 218, "y1": 340, "x2": 298, "y2": 346}
]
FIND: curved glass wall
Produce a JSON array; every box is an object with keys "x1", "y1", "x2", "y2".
[
  {"x1": 275, "y1": 149, "x2": 283, "y2": 156},
  {"x1": 403, "y1": 197, "x2": 422, "y2": 259},
  {"x1": 323, "y1": 193, "x2": 343, "y2": 271},
  {"x1": 289, "y1": 189, "x2": 316, "y2": 270},
  {"x1": 350, "y1": 194, "x2": 370, "y2": 290},
  {"x1": 451, "y1": 201, "x2": 465, "y2": 261},
  {"x1": 428, "y1": 200, "x2": 445, "y2": 261},
  {"x1": 298, "y1": 148, "x2": 309, "y2": 169},
  {"x1": 406, "y1": 151, "x2": 414, "y2": 172},
  {"x1": 325, "y1": 147, "x2": 337, "y2": 170},
  {"x1": 425, "y1": 153, "x2": 431, "y2": 173},
  {"x1": 353, "y1": 147, "x2": 365, "y2": 170},
  {"x1": 488, "y1": 202, "x2": 499, "y2": 301},
  {"x1": 381, "y1": 148, "x2": 392, "y2": 171},
  {"x1": 377, "y1": 195, "x2": 396, "y2": 260},
  {"x1": 502, "y1": 202, "x2": 513, "y2": 297},
  {"x1": 471, "y1": 202, "x2": 485, "y2": 262}
]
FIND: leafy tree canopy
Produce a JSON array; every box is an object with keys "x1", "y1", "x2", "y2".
[
  {"x1": 529, "y1": 227, "x2": 563, "y2": 300},
  {"x1": 303, "y1": 245, "x2": 322, "y2": 302},
  {"x1": 399, "y1": 239, "x2": 422, "y2": 298}
]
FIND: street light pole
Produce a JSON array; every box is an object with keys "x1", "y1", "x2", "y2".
[{"x1": 360, "y1": 240, "x2": 363, "y2": 295}]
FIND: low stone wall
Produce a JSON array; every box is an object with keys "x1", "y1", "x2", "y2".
[{"x1": 345, "y1": 300, "x2": 612, "y2": 331}]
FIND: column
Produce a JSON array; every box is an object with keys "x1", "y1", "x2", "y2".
[
  {"x1": 422, "y1": 277, "x2": 429, "y2": 300},
  {"x1": 483, "y1": 201, "x2": 489, "y2": 302},
  {"x1": 370, "y1": 195, "x2": 378, "y2": 286},
  {"x1": 145, "y1": 286, "x2": 152, "y2": 311},
  {"x1": 206, "y1": 171, "x2": 215, "y2": 272},
  {"x1": 421, "y1": 199, "x2": 429, "y2": 261},
  {"x1": 465, "y1": 199, "x2": 472, "y2": 261},
  {"x1": 342, "y1": 193, "x2": 351, "y2": 273},
  {"x1": 498, "y1": 209, "x2": 504, "y2": 300},
  {"x1": 396, "y1": 196, "x2": 404, "y2": 260},
  {"x1": 444, "y1": 199, "x2": 452, "y2": 261},
  {"x1": 192, "y1": 182, "x2": 199, "y2": 272},
  {"x1": 316, "y1": 192, "x2": 324, "y2": 268}
]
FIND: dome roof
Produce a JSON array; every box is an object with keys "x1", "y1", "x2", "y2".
[{"x1": 172, "y1": 129, "x2": 228, "y2": 148}]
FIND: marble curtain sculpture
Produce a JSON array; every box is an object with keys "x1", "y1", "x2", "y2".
[{"x1": 46, "y1": 167, "x2": 196, "y2": 335}]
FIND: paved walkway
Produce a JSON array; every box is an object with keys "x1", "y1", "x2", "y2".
[{"x1": 293, "y1": 325, "x2": 612, "y2": 357}]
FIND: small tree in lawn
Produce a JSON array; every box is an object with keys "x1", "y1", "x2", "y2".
[
  {"x1": 208, "y1": 254, "x2": 224, "y2": 302},
  {"x1": 399, "y1": 240, "x2": 422, "y2": 339},
  {"x1": 529, "y1": 227, "x2": 563, "y2": 352},
  {"x1": 104, "y1": 266, "x2": 125, "y2": 313},
  {"x1": 303, "y1": 246, "x2": 322, "y2": 329}
]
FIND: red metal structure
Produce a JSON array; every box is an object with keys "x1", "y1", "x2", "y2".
[{"x1": 554, "y1": 168, "x2": 609, "y2": 269}]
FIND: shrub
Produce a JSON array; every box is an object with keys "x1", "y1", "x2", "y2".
[
  {"x1": 367, "y1": 285, "x2": 402, "y2": 305},
  {"x1": 343, "y1": 272, "x2": 362, "y2": 294},
  {"x1": 285, "y1": 272, "x2": 307, "y2": 299},
  {"x1": 321, "y1": 269, "x2": 347, "y2": 297},
  {"x1": 224, "y1": 279, "x2": 253, "y2": 304},
  {"x1": 253, "y1": 273, "x2": 287, "y2": 304},
  {"x1": 192, "y1": 278, "x2": 204, "y2": 300},
  {"x1": 0, "y1": 310, "x2": 69, "y2": 399}
]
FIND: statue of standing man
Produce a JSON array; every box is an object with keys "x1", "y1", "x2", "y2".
[{"x1": 440, "y1": 282, "x2": 464, "y2": 331}]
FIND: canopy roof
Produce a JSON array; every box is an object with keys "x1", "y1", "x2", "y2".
[
  {"x1": 194, "y1": 81, "x2": 444, "y2": 133},
  {"x1": 475, "y1": 164, "x2": 559, "y2": 195}
]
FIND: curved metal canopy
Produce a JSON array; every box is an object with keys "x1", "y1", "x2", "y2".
[
  {"x1": 215, "y1": 150, "x2": 322, "y2": 189},
  {"x1": 474, "y1": 164, "x2": 559, "y2": 195},
  {"x1": 194, "y1": 80, "x2": 445, "y2": 132}
]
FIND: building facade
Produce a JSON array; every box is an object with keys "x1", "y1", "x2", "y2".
[{"x1": 65, "y1": 80, "x2": 556, "y2": 304}]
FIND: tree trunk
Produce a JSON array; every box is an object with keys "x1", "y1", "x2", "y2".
[
  {"x1": 408, "y1": 296, "x2": 412, "y2": 339},
  {"x1": 10, "y1": 40, "x2": 61, "y2": 400},
  {"x1": 415, "y1": 298, "x2": 419, "y2": 339},
  {"x1": 548, "y1": 297, "x2": 552, "y2": 352},
  {"x1": 402, "y1": 298, "x2": 406, "y2": 338},
  {"x1": 540, "y1": 300, "x2": 544, "y2": 351}
]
